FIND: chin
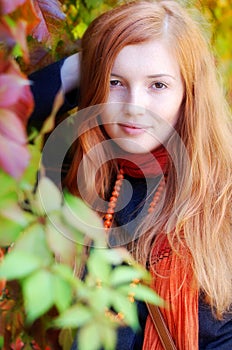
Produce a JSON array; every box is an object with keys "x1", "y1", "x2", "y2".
[{"x1": 115, "y1": 140, "x2": 158, "y2": 154}]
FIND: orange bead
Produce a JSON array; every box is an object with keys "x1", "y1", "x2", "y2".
[
  {"x1": 108, "y1": 202, "x2": 116, "y2": 208},
  {"x1": 117, "y1": 174, "x2": 124, "y2": 180},
  {"x1": 104, "y1": 220, "x2": 111, "y2": 227},
  {"x1": 114, "y1": 185, "x2": 121, "y2": 192},
  {"x1": 153, "y1": 194, "x2": 160, "y2": 200},
  {"x1": 105, "y1": 213, "x2": 113, "y2": 220},
  {"x1": 117, "y1": 312, "x2": 125, "y2": 320},
  {"x1": 112, "y1": 191, "x2": 119, "y2": 197},
  {"x1": 115, "y1": 180, "x2": 122, "y2": 186}
]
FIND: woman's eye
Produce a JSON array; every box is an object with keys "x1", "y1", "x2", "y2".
[
  {"x1": 110, "y1": 79, "x2": 122, "y2": 87},
  {"x1": 151, "y1": 82, "x2": 167, "y2": 90}
]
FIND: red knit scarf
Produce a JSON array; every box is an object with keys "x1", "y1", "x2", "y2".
[
  {"x1": 143, "y1": 234, "x2": 199, "y2": 349},
  {"x1": 116, "y1": 145, "x2": 168, "y2": 178}
]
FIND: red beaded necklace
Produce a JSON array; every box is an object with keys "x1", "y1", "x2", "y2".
[{"x1": 103, "y1": 169, "x2": 166, "y2": 231}]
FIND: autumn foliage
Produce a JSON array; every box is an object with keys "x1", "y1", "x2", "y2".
[{"x1": 0, "y1": 0, "x2": 67, "y2": 179}]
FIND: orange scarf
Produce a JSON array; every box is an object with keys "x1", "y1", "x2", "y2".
[
  {"x1": 143, "y1": 234, "x2": 199, "y2": 349},
  {"x1": 117, "y1": 145, "x2": 168, "y2": 178}
]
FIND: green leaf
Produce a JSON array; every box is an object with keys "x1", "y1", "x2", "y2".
[
  {"x1": 53, "y1": 274, "x2": 72, "y2": 313},
  {"x1": 14, "y1": 223, "x2": 53, "y2": 265},
  {"x1": 46, "y1": 210, "x2": 86, "y2": 247},
  {"x1": 63, "y1": 192, "x2": 106, "y2": 247},
  {"x1": 0, "y1": 215, "x2": 23, "y2": 246},
  {"x1": 72, "y1": 21, "x2": 87, "y2": 39},
  {"x1": 119, "y1": 283, "x2": 164, "y2": 307},
  {"x1": 23, "y1": 269, "x2": 54, "y2": 324},
  {"x1": 0, "y1": 251, "x2": 42, "y2": 280},
  {"x1": 111, "y1": 292, "x2": 139, "y2": 329},
  {"x1": 0, "y1": 203, "x2": 33, "y2": 227},
  {"x1": 46, "y1": 217, "x2": 77, "y2": 263},
  {"x1": 84, "y1": 0, "x2": 103, "y2": 10},
  {"x1": 34, "y1": 89, "x2": 64, "y2": 150},
  {"x1": 88, "y1": 287, "x2": 112, "y2": 312},
  {"x1": 35, "y1": 177, "x2": 62, "y2": 215},
  {"x1": 100, "y1": 324, "x2": 116, "y2": 350},
  {"x1": 0, "y1": 170, "x2": 17, "y2": 198},
  {"x1": 110, "y1": 266, "x2": 148, "y2": 286},
  {"x1": 87, "y1": 249, "x2": 111, "y2": 283},
  {"x1": 0, "y1": 335, "x2": 4, "y2": 348},
  {"x1": 131, "y1": 284, "x2": 164, "y2": 306},
  {"x1": 91, "y1": 247, "x2": 132, "y2": 266},
  {"x1": 0, "y1": 192, "x2": 18, "y2": 210},
  {"x1": 20, "y1": 144, "x2": 41, "y2": 189},
  {"x1": 52, "y1": 263, "x2": 80, "y2": 286},
  {"x1": 12, "y1": 42, "x2": 23, "y2": 58},
  {"x1": 53, "y1": 305, "x2": 92, "y2": 328},
  {"x1": 59, "y1": 328, "x2": 75, "y2": 350},
  {"x1": 78, "y1": 322, "x2": 102, "y2": 350}
]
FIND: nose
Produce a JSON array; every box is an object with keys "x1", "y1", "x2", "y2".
[{"x1": 124, "y1": 88, "x2": 146, "y2": 117}]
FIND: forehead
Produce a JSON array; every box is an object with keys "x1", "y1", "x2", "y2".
[{"x1": 111, "y1": 39, "x2": 180, "y2": 77}]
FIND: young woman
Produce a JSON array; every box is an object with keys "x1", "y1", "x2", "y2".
[{"x1": 31, "y1": 1, "x2": 232, "y2": 349}]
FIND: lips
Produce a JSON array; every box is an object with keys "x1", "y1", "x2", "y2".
[{"x1": 118, "y1": 122, "x2": 149, "y2": 135}]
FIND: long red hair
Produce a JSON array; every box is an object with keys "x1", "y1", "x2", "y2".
[{"x1": 65, "y1": 0, "x2": 232, "y2": 318}]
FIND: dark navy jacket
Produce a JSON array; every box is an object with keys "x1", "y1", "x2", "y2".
[{"x1": 29, "y1": 61, "x2": 232, "y2": 350}]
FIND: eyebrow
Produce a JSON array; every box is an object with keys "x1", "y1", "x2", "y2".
[
  {"x1": 148, "y1": 74, "x2": 176, "y2": 80},
  {"x1": 111, "y1": 73, "x2": 176, "y2": 80}
]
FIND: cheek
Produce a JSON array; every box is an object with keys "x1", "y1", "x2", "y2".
[
  {"x1": 100, "y1": 105, "x2": 120, "y2": 139},
  {"x1": 102, "y1": 123, "x2": 114, "y2": 139},
  {"x1": 165, "y1": 94, "x2": 184, "y2": 126},
  {"x1": 108, "y1": 89, "x2": 127, "y2": 104},
  {"x1": 168, "y1": 109, "x2": 181, "y2": 127}
]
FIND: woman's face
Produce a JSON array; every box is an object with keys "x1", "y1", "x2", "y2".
[{"x1": 101, "y1": 39, "x2": 185, "y2": 153}]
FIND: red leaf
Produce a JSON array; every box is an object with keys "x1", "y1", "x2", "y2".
[
  {"x1": 0, "y1": 18, "x2": 16, "y2": 47},
  {"x1": 12, "y1": 19, "x2": 30, "y2": 63},
  {"x1": 0, "y1": 18, "x2": 29, "y2": 63},
  {"x1": 0, "y1": 55, "x2": 34, "y2": 178},
  {"x1": 0, "y1": 109, "x2": 27, "y2": 143},
  {"x1": 0, "y1": 0, "x2": 26, "y2": 15},
  {"x1": 32, "y1": 0, "x2": 66, "y2": 44},
  {"x1": 15, "y1": 0, "x2": 40, "y2": 35},
  {"x1": 0, "y1": 0, "x2": 40, "y2": 62},
  {"x1": 0, "y1": 54, "x2": 34, "y2": 125},
  {"x1": 0, "y1": 133, "x2": 30, "y2": 179},
  {"x1": 10, "y1": 338, "x2": 25, "y2": 350},
  {"x1": 10, "y1": 78, "x2": 34, "y2": 125},
  {"x1": 0, "y1": 74, "x2": 29, "y2": 107},
  {"x1": 0, "y1": 17, "x2": 29, "y2": 62}
]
